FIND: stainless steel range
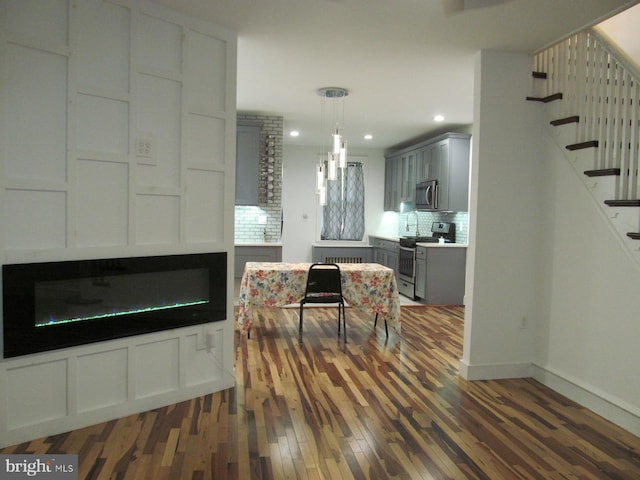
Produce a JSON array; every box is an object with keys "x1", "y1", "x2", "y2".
[{"x1": 397, "y1": 222, "x2": 455, "y2": 299}]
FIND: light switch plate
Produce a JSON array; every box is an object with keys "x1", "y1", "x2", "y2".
[{"x1": 135, "y1": 132, "x2": 156, "y2": 165}]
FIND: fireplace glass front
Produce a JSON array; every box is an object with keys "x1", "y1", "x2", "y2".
[
  {"x1": 34, "y1": 268, "x2": 210, "y2": 328},
  {"x1": 2, "y1": 253, "x2": 227, "y2": 358}
]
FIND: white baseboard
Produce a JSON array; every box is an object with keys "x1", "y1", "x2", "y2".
[
  {"x1": 459, "y1": 360, "x2": 640, "y2": 437},
  {"x1": 531, "y1": 364, "x2": 640, "y2": 438}
]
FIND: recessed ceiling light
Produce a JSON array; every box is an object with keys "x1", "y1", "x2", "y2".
[
  {"x1": 434, "y1": 115, "x2": 445, "y2": 122},
  {"x1": 289, "y1": 130, "x2": 300, "y2": 137},
  {"x1": 364, "y1": 134, "x2": 373, "y2": 140}
]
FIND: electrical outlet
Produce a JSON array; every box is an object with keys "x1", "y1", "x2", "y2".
[{"x1": 197, "y1": 328, "x2": 216, "y2": 350}]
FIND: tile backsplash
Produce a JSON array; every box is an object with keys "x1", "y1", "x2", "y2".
[
  {"x1": 398, "y1": 211, "x2": 469, "y2": 244},
  {"x1": 235, "y1": 205, "x2": 282, "y2": 243}
]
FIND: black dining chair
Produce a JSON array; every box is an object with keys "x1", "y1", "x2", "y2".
[
  {"x1": 299, "y1": 263, "x2": 346, "y2": 342},
  {"x1": 373, "y1": 313, "x2": 389, "y2": 337}
]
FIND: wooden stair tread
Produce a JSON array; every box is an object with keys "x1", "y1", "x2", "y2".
[
  {"x1": 584, "y1": 168, "x2": 621, "y2": 177},
  {"x1": 526, "y1": 93, "x2": 563, "y2": 103},
  {"x1": 604, "y1": 199, "x2": 640, "y2": 207},
  {"x1": 551, "y1": 116, "x2": 579, "y2": 126},
  {"x1": 566, "y1": 140, "x2": 598, "y2": 151}
]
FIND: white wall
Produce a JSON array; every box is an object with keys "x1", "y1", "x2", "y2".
[
  {"x1": 461, "y1": 50, "x2": 544, "y2": 380},
  {"x1": 535, "y1": 125, "x2": 640, "y2": 435},
  {"x1": 596, "y1": 3, "x2": 640, "y2": 70},
  {"x1": 281, "y1": 144, "x2": 387, "y2": 262},
  {"x1": 464, "y1": 49, "x2": 640, "y2": 436},
  {"x1": 0, "y1": 0, "x2": 237, "y2": 447}
]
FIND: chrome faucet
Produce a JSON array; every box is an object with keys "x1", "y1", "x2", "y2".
[{"x1": 405, "y1": 211, "x2": 420, "y2": 236}]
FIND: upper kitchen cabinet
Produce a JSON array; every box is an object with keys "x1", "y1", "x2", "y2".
[
  {"x1": 384, "y1": 133, "x2": 471, "y2": 212},
  {"x1": 235, "y1": 122, "x2": 261, "y2": 205},
  {"x1": 386, "y1": 132, "x2": 470, "y2": 212},
  {"x1": 418, "y1": 140, "x2": 444, "y2": 185},
  {"x1": 417, "y1": 133, "x2": 471, "y2": 212},
  {"x1": 384, "y1": 154, "x2": 400, "y2": 211},
  {"x1": 399, "y1": 149, "x2": 419, "y2": 205},
  {"x1": 384, "y1": 147, "x2": 419, "y2": 211}
]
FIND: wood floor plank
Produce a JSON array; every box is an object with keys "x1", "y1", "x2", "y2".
[{"x1": 3, "y1": 305, "x2": 640, "y2": 479}]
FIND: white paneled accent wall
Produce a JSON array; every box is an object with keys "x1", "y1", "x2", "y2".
[{"x1": 0, "y1": 0, "x2": 237, "y2": 447}]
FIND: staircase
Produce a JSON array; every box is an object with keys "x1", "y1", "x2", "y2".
[{"x1": 527, "y1": 29, "x2": 640, "y2": 257}]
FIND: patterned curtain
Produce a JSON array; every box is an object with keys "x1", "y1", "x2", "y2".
[{"x1": 321, "y1": 162, "x2": 365, "y2": 240}]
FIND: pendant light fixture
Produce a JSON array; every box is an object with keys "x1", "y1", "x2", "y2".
[{"x1": 316, "y1": 87, "x2": 348, "y2": 205}]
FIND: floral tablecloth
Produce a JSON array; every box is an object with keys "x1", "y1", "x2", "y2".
[{"x1": 237, "y1": 262, "x2": 401, "y2": 332}]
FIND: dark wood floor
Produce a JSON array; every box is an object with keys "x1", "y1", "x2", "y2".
[{"x1": 3, "y1": 305, "x2": 640, "y2": 479}]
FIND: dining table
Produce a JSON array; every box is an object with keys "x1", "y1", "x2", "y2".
[{"x1": 237, "y1": 262, "x2": 401, "y2": 334}]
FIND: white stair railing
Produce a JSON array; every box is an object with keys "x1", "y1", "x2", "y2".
[{"x1": 533, "y1": 30, "x2": 640, "y2": 201}]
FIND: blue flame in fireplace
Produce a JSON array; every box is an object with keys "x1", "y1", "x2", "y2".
[{"x1": 38, "y1": 300, "x2": 209, "y2": 327}]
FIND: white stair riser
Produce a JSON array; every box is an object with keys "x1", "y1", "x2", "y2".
[
  {"x1": 568, "y1": 148, "x2": 598, "y2": 174},
  {"x1": 625, "y1": 237, "x2": 640, "y2": 254},
  {"x1": 530, "y1": 78, "x2": 547, "y2": 99},
  {"x1": 607, "y1": 206, "x2": 640, "y2": 231},
  {"x1": 550, "y1": 123, "x2": 579, "y2": 151},
  {"x1": 546, "y1": 100, "x2": 567, "y2": 123},
  {"x1": 587, "y1": 176, "x2": 619, "y2": 205}
]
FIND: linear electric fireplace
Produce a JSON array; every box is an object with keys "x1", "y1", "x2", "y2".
[{"x1": 2, "y1": 252, "x2": 227, "y2": 358}]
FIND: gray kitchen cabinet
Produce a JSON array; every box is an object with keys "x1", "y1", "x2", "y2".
[
  {"x1": 399, "y1": 148, "x2": 419, "y2": 205},
  {"x1": 417, "y1": 133, "x2": 470, "y2": 212},
  {"x1": 415, "y1": 246, "x2": 427, "y2": 299},
  {"x1": 387, "y1": 132, "x2": 470, "y2": 213},
  {"x1": 370, "y1": 237, "x2": 399, "y2": 276},
  {"x1": 384, "y1": 148, "x2": 419, "y2": 211},
  {"x1": 235, "y1": 123, "x2": 261, "y2": 205},
  {"x1": 234, "y1": 245, "x2": 282, "y2": 278},
  {"x1": 418, "y1": 141, "x2": 444, "y2": 185},
  {"x1": 384, "y1": 155, "x2": 400, "y2": 211},
  {"x1": 415, "y1": 247, "x2": 466, "y2": 305}
]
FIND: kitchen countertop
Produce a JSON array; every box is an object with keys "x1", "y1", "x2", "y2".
[
  {"x1": 369, "y1": 235, "x2": 467, "y2": 247},
  {"x1": 369, "y1": 235, "x2": 400, "y2": 242},
  {"x1": 313, "y1": 241, "x2": 371, "y2": 247},
  {"x1": 416, "y1": 242, "x2": 467, "y2": 248},
  {"x1": 235, "y1": 242, "x2": 282, "y2": 247}
]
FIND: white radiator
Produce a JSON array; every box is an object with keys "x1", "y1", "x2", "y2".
[{"x1": 324, "y1": 256, "x2": 363, "y2": 263}]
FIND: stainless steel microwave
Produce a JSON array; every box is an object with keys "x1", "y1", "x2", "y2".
[{"x1": 415, "y1": 179, "x2": 438, "y2": 210}]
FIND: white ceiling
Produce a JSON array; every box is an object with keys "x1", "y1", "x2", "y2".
[{"x1": 145, "y1": 0, "x2": 637, "y2": 150}]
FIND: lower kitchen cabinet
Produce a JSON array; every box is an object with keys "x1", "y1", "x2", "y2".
[
  {"x1": 415, "y1": 247, "x2": 427, "y2": 299},
  {"x1": 235, "y1": 245, "x2": 282, "y2": 278},
  {"x1": 370, "y1": 237, "x2": 399, "y2": 277},
  {"x1": 416, "y1": 247, "x2": 466, "y2": 305}
]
